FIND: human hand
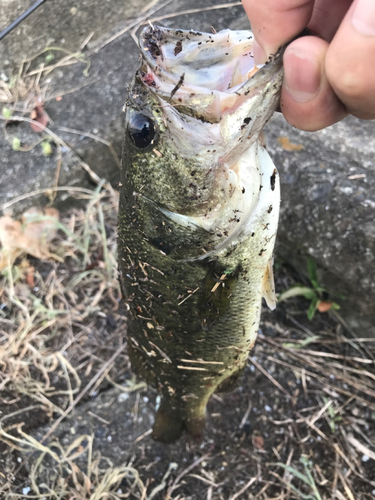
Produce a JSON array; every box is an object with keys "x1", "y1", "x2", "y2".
[{"x1": 242, "y1": 0, "x2": 375, "y2": 131}]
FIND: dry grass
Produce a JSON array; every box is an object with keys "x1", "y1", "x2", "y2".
[
  {"x1": 0, "y1": 185, "x2": 124, "y2": 421},
  {"x1": 1, "y1": 433, "x2": 147, "y2": 500},
  {"x1": 1, "y1": 189, "x2": 374, "y2": 500},
  {"x1": 252, "y1": 316, "x2": 375, "y2": 500},
  {"x1": 0, "y1": 186, "x2": 142, "y2": 497}
]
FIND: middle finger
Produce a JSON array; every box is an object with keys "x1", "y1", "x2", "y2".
[{"x1": 308, "y1": 0, "x2": 353, "y2": 41}]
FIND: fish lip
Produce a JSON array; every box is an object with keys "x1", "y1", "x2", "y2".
[
  {"x1": 138, "y1": 25, "x2": 284, "y2": 102},
  {"x1": 140, "y1": 25, "x2": 165, "y2": 61}
]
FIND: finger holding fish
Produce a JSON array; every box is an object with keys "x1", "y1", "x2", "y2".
[
  {"x1": 281, "y1": 36, "x2": 347, "y2": 131},
  {"x1": 325, "y1": 0, "x2": 375, "y2": 120},
  {"x1": 243, "y1": 0, "x2": 375, "y2": 129}
]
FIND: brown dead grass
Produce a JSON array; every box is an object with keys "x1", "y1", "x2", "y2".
[
  {"x1": 0, "y1": 186, "x2": 122, "y2": 414},
  {"x1": 1, "y1": 188, "x2": 374, "y2": 500}
]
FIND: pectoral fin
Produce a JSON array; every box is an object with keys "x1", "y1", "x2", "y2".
[{"x1": 262, "y1": 258, "x2": 277, "y2": 310}]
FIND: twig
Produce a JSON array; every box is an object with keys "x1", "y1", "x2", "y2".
[
  {"x1": 133, "y1": 428, "x2": 152, "y2": 444},
  {"x1": 147, "y1": 2, "x2": 242, "y2": 24},
  {"x1": 229, "y1": 476, "x2": 257, "y2": 500},
  {"x1": 165, "y1": 454, "x2": 210, "y2": 499},
  {"x1": 0, "y1": 115, "x2": 111, "y2": 191},
  {"x1": 87, "y1": 0, "x2": 174, "y2": 55},
  {"x1": 57, "y1": 125, "x2": 121, "y2": 168},
  {"x1": 178, "y1": 286, "x2": 199, "y2": 306},
  {"x1": 249, "y1": 356, "x2": 292, "y2": 399},
  {"x1": 331, "y1": 310, "x2": 375, "y2": 362},
  {"x1": 239, "y1": 399, "x2": 252, "y2": 429},
  {"x1": 87, "y1": 411, "x2": 110, "y2": 425},
  {"x1": 45, "y1": 77, "x2": 101, "y2": 101},
  {"x1": 269, "y1": 355, "x2": 375, "y2": 412},
  {"x1": 338, "y1": 472, "x2": 356, "y2": 500},
  {"x1": 347, "y1": 434, "x2": 375, "y2": 461},
  {"x1": 1, "y1": 186, "x2": 97, "y2": 211},
  {"x1": 131, "y1": 1, "x2": 242, "y2": 42}
]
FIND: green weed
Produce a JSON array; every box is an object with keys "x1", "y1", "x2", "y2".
[
  {"x1": 278, "y1": 258, "x2": 341, "y2": 320},
  {"x1": 274, "y1": 455, "x2": 323, "y2": 500}
]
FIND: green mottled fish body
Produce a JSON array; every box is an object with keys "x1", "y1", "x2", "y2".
[{"x1": 119, "y1": 26, "x2": 282, "y2": 442}]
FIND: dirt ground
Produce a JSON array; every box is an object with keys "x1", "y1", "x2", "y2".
[{"x1": 1, "y1": 187, "x2": 375, "y2": 500}]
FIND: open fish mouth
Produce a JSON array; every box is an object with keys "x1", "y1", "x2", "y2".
[{"x1": 139, "y1": 25, "x2": 284, "y2": 124}]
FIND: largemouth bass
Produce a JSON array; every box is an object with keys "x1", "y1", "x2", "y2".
[{"x1": 119, "y1": 25, "x2": 283, "y2": 443}]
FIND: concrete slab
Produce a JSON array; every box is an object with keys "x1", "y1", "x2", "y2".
[
  {"x1": 0, "y1": 0, "x2": 246, "y2": 210},
  {"x1": 0, "y1": 0, "x2": 151, "y2": 73},
  {"x1": 267, "y1": 113, "x2": 375, "y2": 336}
]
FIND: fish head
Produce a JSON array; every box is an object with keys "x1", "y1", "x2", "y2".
[{"x1": 123, "y1": 25, "x2": 283, "y2": 256}]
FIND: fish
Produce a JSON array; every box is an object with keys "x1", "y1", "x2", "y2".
[{"x1": 118, "y1": 25, "x2": 283, "y2": 443}]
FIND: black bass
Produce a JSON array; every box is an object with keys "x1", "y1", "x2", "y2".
[{"x1": 119, "y1": 25, "x2": 282, "y2": 443}]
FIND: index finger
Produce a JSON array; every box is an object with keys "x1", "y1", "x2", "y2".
[{"x1": 242, "y1": 0, "x2": 315, "y2": 59}]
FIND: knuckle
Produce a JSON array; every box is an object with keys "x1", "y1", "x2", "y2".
[
  {"x1": 331, "y1": 67, "x2": 375, "y2": 119},
  {"x1": 330, "y1": 66, "x2": 372, "y2": 101},
  {"x1": 338, "y1": 75, "x2": 365, "y2": 99}
]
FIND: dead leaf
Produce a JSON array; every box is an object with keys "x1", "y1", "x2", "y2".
[
  {"x1": 30, "y1": 104, "x2": 49, "y2": 133},
  {"x1": 278, "y1": 136, "x2": 304, "y2": 152},
  {"x1": 0, "y1": 207, "x2": 61, "y2": 270},
  {"x1": 26, "y1": 265, "x2": 35, "y2": 288},
  {"x1": 253, "y1": 435, "x2": 264, "y2": 450},
  {"x1": 317, "y1": 301, "x2": 334, "y2": 313}
]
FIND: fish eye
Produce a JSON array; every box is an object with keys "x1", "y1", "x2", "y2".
[{"x1": 128, "y1": 114, "x2": 155, "y2": 149}]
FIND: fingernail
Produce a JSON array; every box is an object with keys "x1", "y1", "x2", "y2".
[
  {"x1": 284, "y1": 49, "x2": 321, "y2": 103},
  {"x1": 253, "y1": 39, "x2": 267, "y2": 65},
  {"x1": 352, "y1": 0, "x2": 375, "y2": 36}
]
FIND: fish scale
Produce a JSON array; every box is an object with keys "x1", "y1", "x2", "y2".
[{"x1": 118, "y1": 25, "x2": 282, "y2": 443}]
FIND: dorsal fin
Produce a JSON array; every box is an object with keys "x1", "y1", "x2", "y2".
[{"x1": 262, "y1": 257, "x2": 277, "y2": 310}]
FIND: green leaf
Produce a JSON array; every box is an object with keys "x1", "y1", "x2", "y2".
[
  {"x1": 274, "y1": 463, "x2": 313, "y2": 487},
  {"x1": 307, "y1": 297, "x2": 319, "y2": 321},
  {"x1": 283, "y1": 335, "x2": 320, "y2": 349},
  {"x1": 331, "y1": 302, "x2": 341, "y2": 310},
  {"x1": 2, "y1": 106, "x2": 12, "y2": 119},
  {"x1": 8, "y1": 75, "x2": 18, "y2": 89},
  {"x1": 278, "y1": 286, "x2": 317, "y2": 302},
  {"x1": 329, "y1": 420, "x2": 336, "y2": 433},
  {"x1": 42, "y1": 140, "x2": 52, "y2": 156},
  {"x1": 287, "y1": 484, "x2": 316, "y2": 500},
  {"x1": 282, "y1": 343, "x2": 301, "y2": 348},
  {"x1": 12, "y1": 137, "x2": 21, "y2": 151},
  {"x1": 307, "y1": 257, "x2": 319, "y2": 290},
  {"x1": 300, "y1": 335, "x2": 321, "y2": 347},
  {"x1": 45, "y1": 52, "x2": 54, "y2": 63}
]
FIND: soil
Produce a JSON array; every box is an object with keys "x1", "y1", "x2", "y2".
[{"x1": 1, "y1": 253, "x2": 375, "y2": 499}]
